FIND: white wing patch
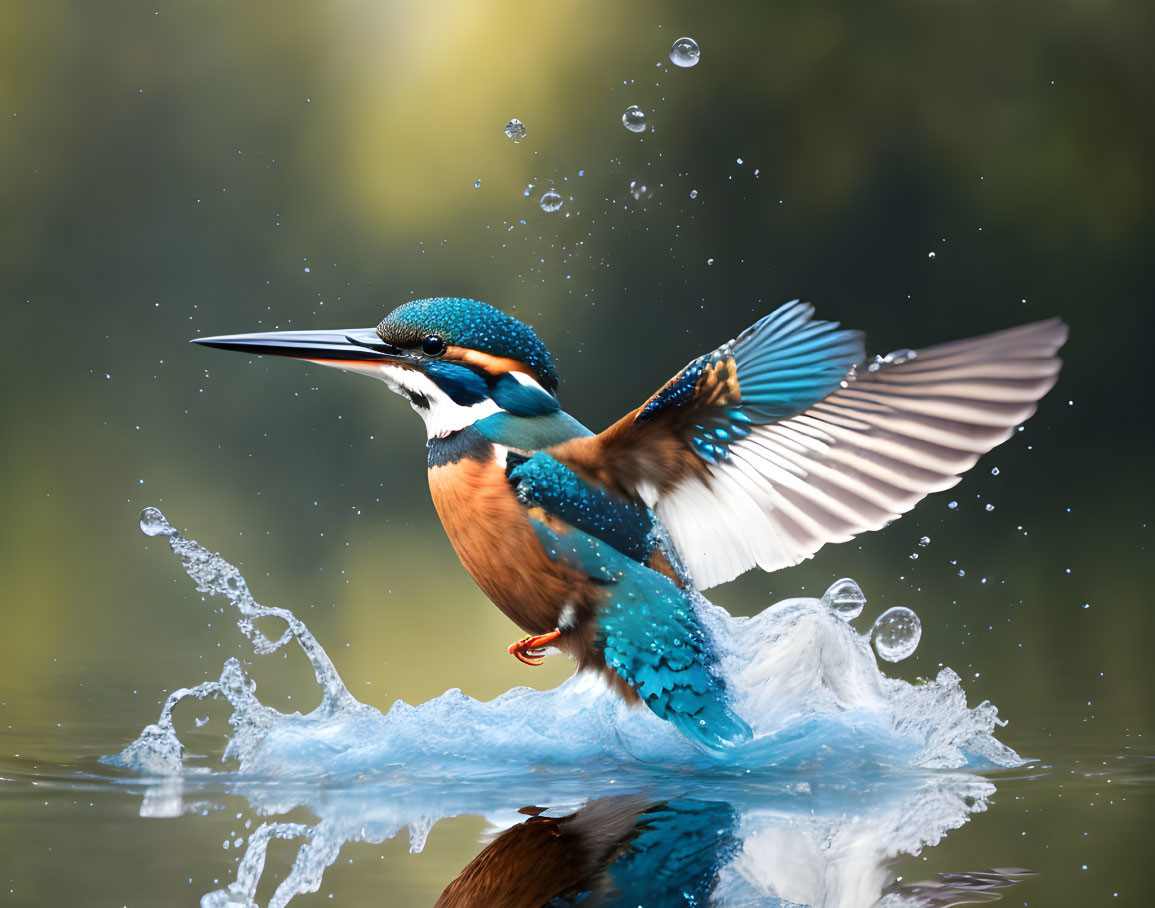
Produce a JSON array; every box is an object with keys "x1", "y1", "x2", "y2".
[{"x1": 645, "y1": 318, "x2": 1068, "y2": 590}]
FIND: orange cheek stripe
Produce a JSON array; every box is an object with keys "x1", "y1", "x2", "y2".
[{"x1": 447, "y1": 347, "x2": 541, "y2": 382}]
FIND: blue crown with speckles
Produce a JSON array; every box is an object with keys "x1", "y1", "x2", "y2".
[{"x1": 377, "y1": 298, "x2": 559, "y2": 392}]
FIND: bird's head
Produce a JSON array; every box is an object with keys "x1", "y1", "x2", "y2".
[{"x1": 194, "y1": 298, "x2": 586, "y2": 446}]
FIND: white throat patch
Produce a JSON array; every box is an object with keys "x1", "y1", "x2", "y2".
[{"x1": 328, "y1": 361, "x2": 500, "y2": 438}]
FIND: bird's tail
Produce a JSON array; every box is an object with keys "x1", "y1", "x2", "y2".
[
  {"x1": 598, "y1": 574, "x2": 752, "y2": 754},
  {"x1": 528, "y1": 514, "x2": 751, "y2": 753},
  {"x1": 668, "y1": 696, "x2": 752, "y2": 752}
]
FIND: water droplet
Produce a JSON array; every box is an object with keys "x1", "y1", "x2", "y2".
[
  {"x1": 985, "y1": 503, "x2": 995, "y2": 512},
  {"x1": 821, "y1": 578, "x2": 866, "y2": 621},
  {"x1": 919, "y1": 535, "x2": 931, "y2": 546},
  {"x1": 706, "y1": 257, "x2": 714, "y2": 265},
  {"x1": 928, "y1": 251, "x2": 936, "y2": 259},
  {"x1": 948, "y1": 501, "x2": 958, "y2": 510},
  {"x1": 504, "y1": 118, "x2": 526, "y2": 141},
  {"x1": 140, "y1": 507, "x2": 175, "y2": 537},
  {"x1": 871, "y1": 607, "x2": 922, "y2": 661},
  {"x1": 689, "y1": 189, "x2": 698, "y2": 199},
  {"x1": 539, "y1": 190, "x2": 563, "y2": 213},
  {"x1": 668, "y1": 36, "x2": 700, "y2": 68},
  {"x1": 622, "y1": 105, "x2": 647, "y2": 133},
  {"x1": 473, "y1": 179, "x2": 481, "y2": 189},
  {"x1": 629, "y1": 181, "x2": 648, "y2": 200},
  {"x1": 991, "y1": 467, "x2": 1000, "y2": 476}
]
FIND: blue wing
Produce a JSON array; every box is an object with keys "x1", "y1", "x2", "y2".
[
  {"x1": 555, "y1": 303, "x2": 1067, "y2": 589},
  {"x1": 508, "y1": 453, "x2": 751, "y2": 753},
  {"x1": 636, "y1": 300, "x2": 864, "y2": 463}
]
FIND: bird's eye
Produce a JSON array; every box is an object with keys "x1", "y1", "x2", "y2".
[{"x1": 421, "y1": 335, "x2": 446, "y2": 357}]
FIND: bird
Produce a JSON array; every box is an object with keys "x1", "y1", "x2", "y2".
[{"x1": 193, "y1": 298, "x2": 1066, "y2": 753}]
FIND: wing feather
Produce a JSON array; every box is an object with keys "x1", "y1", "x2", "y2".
[{"x1": 553, "y1": 308, "x2": 1067, "y2": 589}]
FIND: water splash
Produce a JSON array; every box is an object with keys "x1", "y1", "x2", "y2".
[
  {"x1": 109, "y1": 509, "x2": 364, "y2": 784},
  {"x1": 821, "y1": 576, "x2": 866, "y2": 621},
  {"x1": 111, "y1": 513, "x2": 1012, "y2": 776},
  {"x1": 622, "y1": 105, "x2": 647, "y2": 133},
  {"x1": 139, "y1": 506, "x2": 174, "y2": 537},
  {"x1": 867, "y1": 347, "x2": 918, "y2": 372},
  {"x1": 539, "y1": 189, "x2": 563, "y2": 213},
  {"x1": 669, "y1": 36, "x2": 701, "y2": 68},
  {"x1": 503, "y1": 117, "x2": 525, "y2": 141},
  {"x1": 872, "y1": 606, "x2": 923, "y2": 662},
  {"x1": 107, "y1": 511, "x2": 1020, "y2": 906}
]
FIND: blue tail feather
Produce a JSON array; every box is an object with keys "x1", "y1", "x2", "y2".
[{"x1": 528, "y1": 517, "x2": 752, "y2": 754}]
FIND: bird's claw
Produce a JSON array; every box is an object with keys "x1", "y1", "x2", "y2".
[
  {"x1": 512, "y1": 646, "x2": 547, "y2": 666},
  {"x1": 508, "y1": 629, "x2": 562, "y2": 666}
]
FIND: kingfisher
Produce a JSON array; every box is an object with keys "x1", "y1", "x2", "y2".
[{"x1": 193, "y1": 298, "x2": 1066, "y2": 753}]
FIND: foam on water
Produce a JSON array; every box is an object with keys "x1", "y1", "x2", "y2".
[{"x1": 106, "y1": 511, "x2": 1021, "y2": 906}]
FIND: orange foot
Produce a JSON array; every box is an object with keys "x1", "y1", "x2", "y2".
[{"x1": 508, "y1": 629, "x2": 562, "y2": 666}]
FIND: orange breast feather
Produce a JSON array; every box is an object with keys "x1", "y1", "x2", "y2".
[{"x1": 427, "y1": 457, "x2": 592, "y2": 637}]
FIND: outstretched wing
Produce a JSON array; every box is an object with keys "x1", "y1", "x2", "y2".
[{"x1": 553, "y1": 302, "x2": 1067, "y2": 590}]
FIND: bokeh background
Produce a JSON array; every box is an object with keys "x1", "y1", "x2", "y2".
[{"x1": 1, "y1": 0, "x2": 1152, "y2": 905}]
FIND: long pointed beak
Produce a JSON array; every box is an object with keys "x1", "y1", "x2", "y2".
[{"x1": 191, "y1": 328, "x2": 416, "y2": 370}]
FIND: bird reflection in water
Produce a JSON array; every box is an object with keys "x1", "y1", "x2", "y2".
[
  {"x1": 436, "y1": 796, "x2": 737, "y2": 907},
  {"x1": 436, "y1": 794, "x2": 1033, "y2": 908}
]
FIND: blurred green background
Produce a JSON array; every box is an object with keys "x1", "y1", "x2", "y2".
[{"x1": 1, "y1": 0, "x2": 1152, "y2": 905}]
